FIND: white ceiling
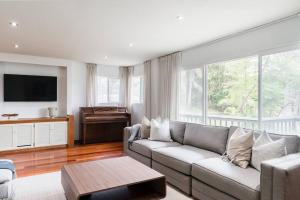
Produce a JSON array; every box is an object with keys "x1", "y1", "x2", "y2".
[{"x1": 0, "y1": 0, "x2": 300, "y2": 66}]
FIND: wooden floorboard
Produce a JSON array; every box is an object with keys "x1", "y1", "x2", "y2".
[{"x1": 0, "y1": 142, "x2": 124, "y2": 177}]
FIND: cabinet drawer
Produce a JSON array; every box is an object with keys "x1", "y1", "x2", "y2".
[
  {"x1": 34, "y1": 123, "x2": 51, "y2": 147},
  {"x1": 15, "y1": 124, "x2": 34, "y2": 148}
]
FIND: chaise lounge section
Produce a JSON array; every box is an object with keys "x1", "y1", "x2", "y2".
[{"x1": 123, "y1": 121, "x2": 300, "y2": 200}]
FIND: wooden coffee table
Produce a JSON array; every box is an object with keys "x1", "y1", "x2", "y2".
[{"x1": 61, "y1": 156, "x2": 166, "y2": 200}]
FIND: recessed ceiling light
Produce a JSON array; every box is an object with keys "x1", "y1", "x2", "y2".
[
  {"x1": 9, "y1": 21, "x2": 19, "y2": 27},
  {"x1": 104, "y1": 56, "x2": 108, "y2": 60},
  {"x1": 176, "y1": 15, "x2": 184, "y2": 21},
  {"x1": 14, "y1": 44, "x2": 19, "y2": 49},
  {"x1": 129, "y1": 43, "x2": 134, "y2": 47}
]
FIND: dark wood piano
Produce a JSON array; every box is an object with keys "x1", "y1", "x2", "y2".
[{"x1": 80, "y1": 107, "x2": 131, "y2": 144}]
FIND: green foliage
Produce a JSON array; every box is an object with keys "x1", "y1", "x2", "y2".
[
  {"x1": 180, "y1": 49, "x2": 300, "y2": 119},
  {"x1": 208, "y1": 57, "x2": 258, "y2": 117},
  {"x1": 207, "y1": 49, "x2": 300, "y2": 118},
  {"x1": 262, "y1": 50, "x2": 300, "y2": 117}
]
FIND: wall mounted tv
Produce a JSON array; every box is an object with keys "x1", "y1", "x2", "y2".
[{"x1": 4, "y1": 74, "x2": 57, "y2": 102}]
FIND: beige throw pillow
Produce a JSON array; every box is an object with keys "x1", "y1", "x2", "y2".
[
  {"x1": 227, "y1": 127, "x2": 254, "y2": 168},
  {"x1": 251, "y1": 131, "x2": 287, "y2": 171},
  {"x1": 140, "y1": 116, "x2": 151, "y2": 139}
]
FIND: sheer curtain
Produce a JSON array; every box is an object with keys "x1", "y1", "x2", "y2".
[
  {"x1": 119, "y1": 66, "x2": 133, "y2": 111},
  {"x1": 158, "y1": 52, "x2": 182, "y2": 119},
  {"x1": 86, "y1": 63, "x2": 98, "y2": 106},
  {"x1": 143, "y1": 60, "x2": 151, "y2": 118}
]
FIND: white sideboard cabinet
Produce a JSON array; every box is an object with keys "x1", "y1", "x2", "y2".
[{"x1": 0, "y1": 116, "x2": 74, "y2": 152}]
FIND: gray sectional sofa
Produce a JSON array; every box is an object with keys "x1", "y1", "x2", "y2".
[{"x1": 123, "y1": 121, "x2": 300, "y2": 200}]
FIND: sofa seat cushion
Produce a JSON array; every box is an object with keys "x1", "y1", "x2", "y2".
[
  {"x1": 152, "y1": 145, "x2": 220, "y2": 175},
  {"x1": 192, "y1": 157, "x2": 260, "y2": 200},
  {"x1": 129, "y1": 139, "x2": 181, "y2": 158}
]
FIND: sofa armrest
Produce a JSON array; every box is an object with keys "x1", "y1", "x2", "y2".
[
  {"x1": 123, "y1": 127, "x2": 132, "y2": 153},
  {"x1": 261, "y1": 152, "x2": 300, "y2": 200}
]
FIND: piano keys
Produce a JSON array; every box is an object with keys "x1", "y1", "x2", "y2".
[{"x1": 80, "y1": 107, "x2": 131, "y2": 144}]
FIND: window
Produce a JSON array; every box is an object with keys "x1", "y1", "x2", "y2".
[
  {"x1": 97, "y1": 76, "x2": 120, "y2": 105},
  {"x1": 177, "y1": 48, "x2": 300, "y2": 135},
  {"x1": 207, "y1": 57, "x2": 258, "y2": 128},
  {"x1": 178, "y1": 68, "x2": 203, "y2": 123},
  {"x1": 207, "y1": 57, "x2": 258, "y2": 118},
  {"x1": 262, "y1": 49, "x2": 300, "y2": 134},
  {"x1": 131, "y1": 76, "x2": 144, "y2": 104}
]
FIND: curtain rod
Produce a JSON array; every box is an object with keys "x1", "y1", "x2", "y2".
[{"x1": 159, "y1": 51, "x2": 181, "y2": 59}]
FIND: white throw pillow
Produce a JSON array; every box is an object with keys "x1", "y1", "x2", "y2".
[
  {"x1": 251, "y1": 131, "x2": 287, "y2": 171},
  {"x1": 149, "y1": 118, "x2": 172, "y2": 142},
  {"x1": 253, "y1": 131, "x2": 272, "y2": 147},
  {"x1": 226, "y1": 127, "x2": 254, "y2": 168}
]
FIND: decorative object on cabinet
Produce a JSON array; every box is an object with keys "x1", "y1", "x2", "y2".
[
  {"x1": 48, "y1": 107, "x2": 58, "y2": 118},
  {"x1": 1, "y1": 113, "x2": 19, "y2": 120}
]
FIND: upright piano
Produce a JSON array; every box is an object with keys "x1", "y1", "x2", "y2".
[{"x1": 80, "y1": 107, "x2": 131, "y2": 144}]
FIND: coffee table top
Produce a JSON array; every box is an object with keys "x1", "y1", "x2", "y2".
[{"x1": 61, "y1": 156, "x2": 164, "y2": 196}]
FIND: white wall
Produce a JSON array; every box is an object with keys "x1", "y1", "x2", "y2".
[
  {"x1": 150, "y1": 16, "x2": 300, "y2": 118},
  {"x1": 97, "y1": 64, "x2": 119, "y2": 78},
  {"x1": 182, "y1": 16, "x2": 300, "y2": 67}
]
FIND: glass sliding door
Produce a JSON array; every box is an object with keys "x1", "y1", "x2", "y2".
[
  {"x1": 261, "y1": 49, "x2": 300, "y2": 134},
  {"x1": 207, "y1": 57, "x2": 259, "y2": 129},
  {"x1": 178, "y1": 68, "x2": 203, "y2": 123}
]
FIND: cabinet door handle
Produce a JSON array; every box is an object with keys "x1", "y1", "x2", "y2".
[{"x1": 17, "y1": 145, "x2": 31, "y2": 147}]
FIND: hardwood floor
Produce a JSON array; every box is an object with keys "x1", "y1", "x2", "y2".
[{"x1": 0, "y1": 142, "x2": 124, "y2": 177}]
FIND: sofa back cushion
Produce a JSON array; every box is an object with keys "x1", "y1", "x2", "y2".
[
  {"x1": 183, "y1": 123, "x2": 229, "y2": 154},
  {"x1": 255, "y1": 132, "x2": 299, "y2": 154},
  {"x1": 169, "y1": 121, "x2": 186, "y2": 144},
  {"x1": 229, "y1": 126, "x2": 300, "y2": 154}
]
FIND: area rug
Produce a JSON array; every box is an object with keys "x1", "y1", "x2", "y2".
[{"x1": 13, "y1": 172, "x2": 191, "y2": 200}]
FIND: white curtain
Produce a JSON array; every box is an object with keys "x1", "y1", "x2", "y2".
[
  {"x1": 119, "y1": 66, "x2": 133, "y2": 111},
  {"x1": 143, "y1": 60, "x2": 152, "y2": 119},
  {"x1": 158, "y1": 52, "x2": 182, "y2": 119},
  {"x1": 86, "y1": 63, "x2": 98, "y2": 107}
]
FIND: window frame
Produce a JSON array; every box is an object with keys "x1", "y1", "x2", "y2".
[
  {"x1": 97, "y1": 76, "x2": 120, "y2": 105},
  {"x1": 179, "y1": 45, "x2": 300, "y2": 135}
]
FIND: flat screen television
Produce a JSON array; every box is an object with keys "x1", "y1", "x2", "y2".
[{"x1": 4, "y1": 74, "x2": 57, "y2": 102}]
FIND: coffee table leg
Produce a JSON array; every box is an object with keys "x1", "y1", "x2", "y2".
[
  {"x1": 61, "y1": 168, "x2": 79, "y2": 200},
  {"x1": 127, "y1": 177, "x2": 166, "y2": 199},
  {"x1": 151, "y1": 177, "x2": 166, "y2": 198}
]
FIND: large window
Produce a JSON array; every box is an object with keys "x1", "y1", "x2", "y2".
[
  {"x1": 208, "y1": 57, "x2": 258, "y2": 118},
  {"x1": 131, "y1": 76, "x2": 144, "y2": 104},
  {"x1": 178, "y1": 48, "x2": 300, "y2": 135},
  {"x1": 207, "y1": 57, "x2": 258, "y2": 128},
  {"x1": 262, "y1": 49, "x2": 300, "y2": 134},
  {"x1": 97, "y1": 76, "x2": 120, "y2": 105},
  {"x1": 179, "y1": 68, "x2": 203, "y2": 123}
]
